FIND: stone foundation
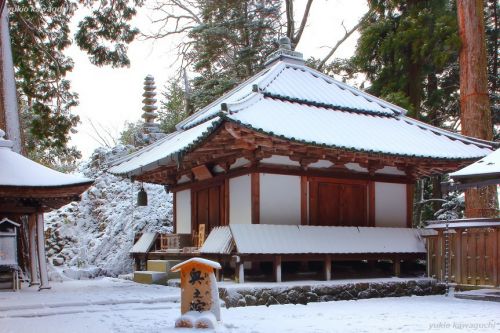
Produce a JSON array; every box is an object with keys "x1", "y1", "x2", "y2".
[{"x1": 219, "y1": 279, "x2": 445, "y2": 308}]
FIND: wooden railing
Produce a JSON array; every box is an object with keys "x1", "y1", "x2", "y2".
[{"x1": 425, "y1": 225, "x2": 499, "y2": 287}]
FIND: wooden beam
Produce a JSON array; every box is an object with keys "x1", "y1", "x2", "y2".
[
  {"x1": 251, "y1": 173, "x2": 260, "y2": 224},
  {"x1": 301, "y1": 176, "x2": 308, "y2": 225},
  {"x1": 191, "y1": 165, "x2": 213, "y2": 181}
]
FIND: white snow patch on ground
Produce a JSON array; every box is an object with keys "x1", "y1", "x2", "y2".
[
  {"x1": 1, "y1": 279, "x2": 499, "y2": 333},
  {"x1": 44, "y1": 146, "x2": 172, "y2": 278}
]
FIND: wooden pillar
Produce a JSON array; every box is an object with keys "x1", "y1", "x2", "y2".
[
  {"x1": 251, "y1": 173, "x2": 260, "y2": 224},
  {"x1": 28, "y1": 214, "x2": 39, "y2": 286},
  {"x1": 36, "y1": 213, "x2": 50, "y2": 290},
  {"x1": 274, "y1": 256, "x2": 282, "y2": 283},
  {"x1": 234, "y1": 256, "x2": 244, "y2": 284},
  {"x1": 393, "y1": 257, "x2": 401, "y2": 277},
  {"x1": 324, "y1": 255, "x2": 332, "y2": 281},
  {"x1": 300, "y1": 176, "x2": 308, "y2": 225},
  {"x1": 455, "y1": 229, "x2": 462, "y2": 285}
]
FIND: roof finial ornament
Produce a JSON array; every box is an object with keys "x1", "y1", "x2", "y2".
[
  {"x1": 278, "y1": 36, "x2": 292, "y2": 50},
  {"x1": 264, "y1": 35, "x2": 304, "y2": 67}
]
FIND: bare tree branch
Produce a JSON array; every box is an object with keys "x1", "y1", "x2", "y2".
[
  {"x1": 317, "y1": 10, "x2": 373, "y2": 71},
  {"x1": 292, "y1": 0, "x2": 313, "y2": 47}
]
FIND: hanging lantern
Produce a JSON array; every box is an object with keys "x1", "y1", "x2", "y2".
[{"x1": 137, "y1": 184, "x2": 148, "y2": 206}]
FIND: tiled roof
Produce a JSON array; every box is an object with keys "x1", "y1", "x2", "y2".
[
  {"x1": 108, "y1": 58, "x2": 494, "y2": 178},
  {"x1": 177, "y1": 62, "x2": 404, "y2": 130},
  {"x1": 108, "y1": 118, "x2": 221, "y2": 176},
  {"x1": 226, "y1": 95, "x2": 491, "y2": 160},
  {"x1": 449, "y1": 149, "x2": 500, "y2": 178}
]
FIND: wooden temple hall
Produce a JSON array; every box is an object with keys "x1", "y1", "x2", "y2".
[
  {"x1": 109, "y1": 38, "x2": 495, "y2": 283},
  {"x1": 0, "y1": 130, "x2": 92, "y2": 290}
]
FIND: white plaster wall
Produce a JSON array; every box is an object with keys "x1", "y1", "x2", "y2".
[
  {"x1": 376, "y1": 166, "x2": 406, "y2": 176},
  {"x1": 230, "y1": 157, "x2": 251, "y2": 169},
  {"x1": 229, "y1": 175, "x2": 252, "y2": 224},
  {"x1": 308, "y1": 159, "x2": 334, "y2": 168},
  {"x1": 260, "y1": 173, "x2": 301, "y2": 225},
  {"x1": 260, "y1": 155, "x2": 300, "y2": 167},
  {"x1": 374, "y1": 182, "x2": 407, "y2": 227},
  {"x1": 176, "y1": 189, "x2": 191, "y2": 234},
  {"x1": 345, "y1": 163, "x2": 368, "y2": 173}
]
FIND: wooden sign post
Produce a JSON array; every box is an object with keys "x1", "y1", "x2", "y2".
[{"x1": 171, "y1": 258, "x2": 222, "y2": 329}]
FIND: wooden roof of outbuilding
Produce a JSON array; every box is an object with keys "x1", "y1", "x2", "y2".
[{"x1": 0, "y1": 131, "x2": 93, "y2": 212}]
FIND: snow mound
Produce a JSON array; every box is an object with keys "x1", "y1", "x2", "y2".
[{"x1": 44, "y1": 145, "x2": 173, "y2": 278}]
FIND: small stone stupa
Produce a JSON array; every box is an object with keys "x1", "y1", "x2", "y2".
[{"x1": 137, "y1": 75, "x2": 165, "y2": 145}]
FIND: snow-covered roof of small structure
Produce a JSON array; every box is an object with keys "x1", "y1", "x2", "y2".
[
  {"x1": 200, "y1": 225, "x2": 426, "y2": 255},
  {"x1": 130, "y1": 232, "x2": 157, "y2": 254},
  {"x1": 0, "y1": 130, "x2": 93, "y2": 188},
  {"x1": 171, "y1": 258, "x2": 222, "y2": 272},
  {"x1": 449, "y1": 149, "x2": 500, "y2": 179},
  {"x1": 0, "y1": 217, "x2": 20, "y2": 228},
  {"x1": 108, "y1": 54, "x2": 493, "y2": 178}
]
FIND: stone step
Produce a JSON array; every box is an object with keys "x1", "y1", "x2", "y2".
[
  {"x1": 133, "y1": 271, "x2": 167, "y2": 285},
  {"x1": 147, "y1": 260, "x2": 181, "y2": 279}
]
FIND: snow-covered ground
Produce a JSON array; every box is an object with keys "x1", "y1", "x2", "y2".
[{"x1": 1, "y1": 278, "x2": 499, "y2": 333}]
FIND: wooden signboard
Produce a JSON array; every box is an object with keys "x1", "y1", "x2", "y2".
[{"x1": 171, "y1": 258, "x2": 222, "y2": 328}]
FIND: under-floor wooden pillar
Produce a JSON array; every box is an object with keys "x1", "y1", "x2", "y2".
[
  {"x1": 36, "y1": 213, "x2": 50, "y2": 290},
  {"x1": 274, "y1": 256, "x2": 282, "y2": 283},
  {"x1": 324, "y1": 255, "x2": 332, "y2": 281},
  {"x1": 28, "y1": 214, "x2": 40, "y2": 286},
  {"x1": 234, "y1": 256, "x2": 244, "y2": 284},
  {"x1": 393, "y1": 258, "x2": 401, "y2": 277}
]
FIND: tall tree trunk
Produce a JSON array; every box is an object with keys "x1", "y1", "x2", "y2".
[
  {"x1": 0, "y1": 2, "x2": 22, "y2": 153},
  {"x1": 457, "y1": 0, "x2": 497, "y2": 218}
]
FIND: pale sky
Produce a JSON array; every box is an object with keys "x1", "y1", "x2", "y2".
[{"x1": 66, "y1": 0, "x2": 368, "y2": 159}]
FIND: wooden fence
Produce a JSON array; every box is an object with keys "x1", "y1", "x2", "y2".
[{"x1": 425, "y1": 227, "x2": 499, "y2": 287}]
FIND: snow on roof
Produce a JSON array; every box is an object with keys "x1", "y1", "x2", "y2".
[
  {"x1": 178, "y1": 62, "x2": 404, "y2": 130},
  {"x1": 199, "y1": 224, "x2": 426, "y2": 255},
  {"x1": 226, "y1": 95, "x2": 491, "y2": 160},
  {"x1": 108, "y1": 58, "x2": 494, "y2": 178},
  {"x1": 0, "y1": 140, "x2": 93, "y2": 188},
  {"x1": 449, "y1": 149, "x2": 500, "y2": 179},
  {"x1": 0, "y1": 217, "x2": 20, "y2": 228},
  {"x1": 108, "y1": 118, "x2": 220, "y2": 176},
  {"x1": 130, "y1": 232, "x2": 157, "y2": 254},
  {"x1": 199, "y1": 226, "x2": 234, "y2": 254},
  {"x1": 171, "y1": 257, "x2": 222, "y2": 272}
]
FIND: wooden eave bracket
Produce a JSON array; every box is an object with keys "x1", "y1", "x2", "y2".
[{"x1": 191, "y1": 165, "x2": 213, "y2": 181}]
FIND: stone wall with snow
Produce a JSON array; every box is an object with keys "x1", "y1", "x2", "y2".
[{"x1": 44, "y1": 145, "x2": 173, "y2": 278}]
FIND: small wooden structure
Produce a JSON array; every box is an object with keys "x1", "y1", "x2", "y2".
[
  {"x1": 172, "y1": 258, "x2": 221, "y2": 328},
  {"x1": 426, "y1": 149, "x2": 499, "y2": 287},
  {"x1": 0, "y1": 129, "x2": 93, "y2": 289},
  {"x1": 0, "y1": 218, "x2": 20, "y2": 291}
]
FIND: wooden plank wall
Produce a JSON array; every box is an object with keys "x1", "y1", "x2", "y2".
[{"x1": 426, "y1": 228, "x2": 500, "y2": 287}]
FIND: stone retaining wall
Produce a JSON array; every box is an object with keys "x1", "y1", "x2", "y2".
[{"x1": 219, "y1": 279, "x2": 445, "y2": 308}]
